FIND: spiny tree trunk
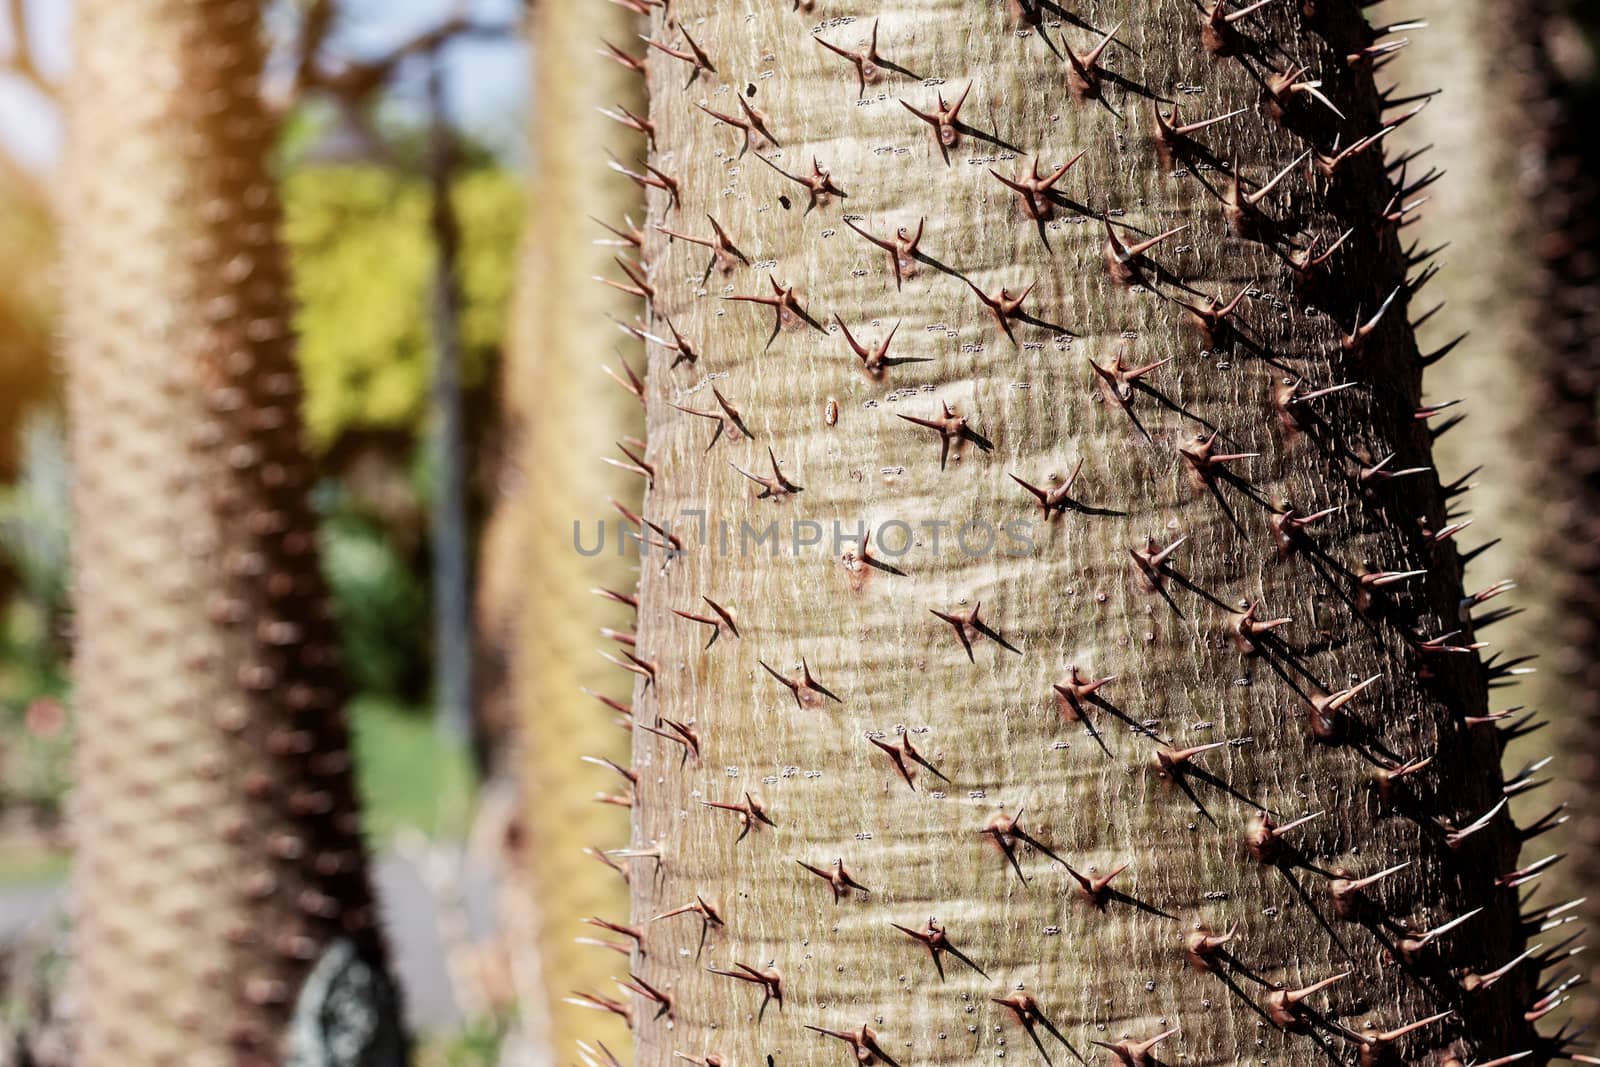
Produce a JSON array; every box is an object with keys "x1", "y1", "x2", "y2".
[
  {"x1": 505, "y1": 0, "x2": 646, "y2": 1058},
  {"x1": 65, "y1": 2, "x2": 400, "y2": 1063},
  {"x1": 587, "y1": 2, "x2": 1568, "y2": 1065},
  {"x1": 1388, "y1": 0, "x2": 1600, "y2": 1026}
]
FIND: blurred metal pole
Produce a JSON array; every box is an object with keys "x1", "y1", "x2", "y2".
[{"x1": 426, "y1": 52, "x2": 473, "y2": 748}]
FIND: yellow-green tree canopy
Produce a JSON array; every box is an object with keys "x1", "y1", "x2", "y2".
[{"x1": 283, "y1": 163, "x2": 521, "y2": 448}]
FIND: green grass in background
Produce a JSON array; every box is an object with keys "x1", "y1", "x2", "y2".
[{"x1": 350, "y1": 696, "x2": 477, "y2": 842}]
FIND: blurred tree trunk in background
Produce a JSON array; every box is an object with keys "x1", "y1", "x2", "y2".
[
  {"x1": 479, "y1": 0, "x2": 645, "y2": 1059},
  {"x1": 1387, "y1": 0, "x2": 1600, "y2": 1024},
  {"x1": 64, "y1": 2, "x2": 401, "y2": 1063}
]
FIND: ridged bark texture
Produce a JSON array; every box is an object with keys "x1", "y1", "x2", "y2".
[
  {"x1": 609, "y1": 2, "x2": 1560, "y2": 1065},
  {"x1": 65, "y1": 2, "x2": 396, "y2": 1063},
  {"x1": 1389, "y1": 0, "x2": 1600, "y2": 1026},
  {"x1": 510, "y1": 0, "x2": 646, "y2": 1059}
]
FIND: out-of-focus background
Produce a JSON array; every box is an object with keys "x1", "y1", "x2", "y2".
[
  {"x1": 0, "y1": 1, "x2": 1597, "y2": 1064},
  {"x1": 1, "y1": 1, "x2": 531, "y2": 1060}
]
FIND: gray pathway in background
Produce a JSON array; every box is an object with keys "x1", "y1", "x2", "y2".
[{"x1": 0, "y1": 850, "x2": 483, "y2": 1034}]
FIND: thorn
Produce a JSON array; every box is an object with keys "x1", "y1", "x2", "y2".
[
  {"x1": 1305, "y1": 674, "x2": 1381, "y2": 743},
  {"x1": 1153, "y1": 739, "x2": 1238, "y2": 780},
  {"x1": 725, "y1": 272, "x2": 810, "y2": 331},
  {"x1": 671, "y1": 386, "x2": 752, "y2": 450},
  {"x1": 566, "y1": 990, "x2": 632, "y2": 1024},
  {"x1": 579, "y1": 1042, "x2": 628, "y2": 1067},
  {"x1": 1063, "y1": 860, "x2": 1129, "y2": 909},
  {"x1": 980, "y1": 808, "x2": 1063, "y2": 883},
  {"x1": 730, "y1": 446, "x2": 803, "y2": 499},
  {"x1": 608, "y1": 157, "x2": 680, "y2": 209},
  {"x1": 1372, "y1": 755, "x2": 1432, "y2": 806},
  {"x1": 870, "y1": 730, "x2": 948, "y2": 790},
  {"x1": 673, "y1": 1055, "x2": 725, "y2": 1067},
  {"x1": 620, "y1": 314, "x2": 699, "y2": 368},
  {"x1": 605, "y1": 439, "x2": 654, "y2": 484},
  {"x1": 672, "y1": 596, "x2": 738, "y2": 648},
  {"x1": 930, "y1": 602, "x2": 1019, "y2": 661},
  {"x1": 1197, "y1": 0, "x2": 1279, "y2": 55},
  {"x1": 707, "y1": 962, "x2": 782, "y2": 1019},
  {"x1": 796, "y1": 857, "x2": 868, "y2": 902},
  {"x1": 599, "y1": 103, "x2": 655, "y2": 146},
  {"x1": 1414, "y1": 398, "x2": 1463, "y2": 421},
  {"x1": 1010, "y1": 458, "x2": 1086, "y2": 518},
  {"x1": 1518, "y1": 802, "x2": 1568, "y2": 842},
  {"x1": 760, "y1": 657, "x2": 842, "y2": 709},
  {"x1": 595, "y1": 254, "x2": 654, "y2": 301},
  {"x1": 584, "y1": 845, "x2": 631, "y2": 883},
  {"x1": 1264, "y1": 62, "x2": 1345, "y2": 123},
  {"x1": 843, "y1": 216, "x2": 924, "y2": 289},
  {"x1": 1178, "y1": 429, "x2": 1258, "y2": 488},
  {"x1": 901, "y1": 81, "x2": 972, "y2": 148},
  {"x1": 591, "y1": 586, "x2": 638, "y2": 611},
  {"x1": 1266, "y1": 970, "x2": 1351, "y2": 1030},
  {"x1": 1352, "y1": 1011, "x2": 1452, "y2": 1066},
  {"x1": 604, "y1": 352, "x2": 646, "y2": 405},
  {"x1": 990, "y1": 150, "x2": 1089, "y2": 220},
  {"x1": 1229, "y1": 599, "x2": 1291, "y2": 654},
  {"x1": 1328, "y1": 860, "x2": 1410, "y2": 921},
  {"x1": 1184, "y1": 923, "x2": 1239, "y2": 971},
  {"x1": 1152, "y1": 101, "x2": 1246, "y2": 169},
  {"x1": 1342, "y1": 287, "x2": 1402, "y2": 356},
  {"x1": 1090, "y1": 344, "x2": 1171, "y2": 409},
  {"x1": 891, "y1": 917, "x2": 988, "y2": 980},
  {"x1": 1092, "y1": 1026, "x2": 1179, "y2": 1065},
  {"x1": 591, "y1": 214, "x2": 643, "y2": 248},
  {"x1": 615, "y1": 972, "x2": 672, "y2": 1020},
  {"x1": 582, "y1": 755, "x2": 637, "y2": 788},
  {"x1": 1268, "y1": 501, "x2": 1339, "y2": 558},
  {"x1": 1222, "y1": 151, "x2": 1312, "y2": 240},
  {"x1": 835, "y1": 315, "x2": 902, "y2": 379},
  {"x1": 599, "y1": 646, "x2": 660, "y2": 686},
  {"x1": 1439, "y1": 797, "x2": 1507, "y2": 849},
  {"x1": 1064, "y1": 22, "x2": 1120, "y2": 101},
  {"x1": 1053, "y1": 666, "x2": 1116, "y2": 723},
  {"x1": 611, "y1": 499, "x2": 680, "y2": 554},
  {"x1": 637, "y1": 717, "x2": 701, "y2": 763},
  {"x1": 1246, "y1": 809, "x2": 1322, "y2": 864},
  {"x1": 1129, "y1": 533, "x2": 1186, "y2": 591},
  {"x1": 1348, "y1": 36, "x2": 1411, "y2": 70},
  {"x1": 1104, "y1": 217, "x2": 1188, "y2": 286},
  {"x1": 1395, "y1": 908, "x2": 1482, "y2": 965},
  {"x1": 656, "y1": 216, "x2": 749, "y2": 274},
  {"x1": 755, "y1": 152, "x2": 844, "y2": 211},
  {"x1": 962, "y1": 275, "x2": 1035, "y2": 344},
  {"x1": 641, "y1": 27, "x2": 714, "y2": 76},
  {"x1": 597, "y1": 40, "x2": 645, "y2": 74},
  {"x1": 1497, "y1": 853, "x2": 1563, "y2": 889},
  {"x1": 992, "y1": 993, "x2": 1072, "y2": 1058},
  {"x1": 898, "y1": 400, "x2": 980, "y2": 470},
  {"x1": 1285, "y1": 227, "x2": 1353, "y2": 286},
  {"x1": 1174, "y1": 281, "x2": 1253, "y2": 347},
  {"x1": 814, "y1": 18, "x2": 883, "y2": 97},
  {"x1": 701, "y1": 791, "x2": 775, "y2": 843},
  {"x1": 1356, "y1": 450, "x2": 1430, "y2": 490},
  {"x1": 804, "y1": 1024, "x2": 896, "y2": 1067},
  {"x1": 650, "y1": 894, "x2": 724, "y2": 958},
  {"x1": 695, "y1": 98, "x2": 778, "y2": 154}
]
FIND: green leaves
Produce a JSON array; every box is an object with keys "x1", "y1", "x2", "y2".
[{"x1": 282, "y1": 164, "x2": 521, "y2": 448}]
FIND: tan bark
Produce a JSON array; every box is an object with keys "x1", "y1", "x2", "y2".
[
  {"x1": 600, "y1": 2, "x2": 1556, "y2": 1065},
  {"x1": 508, "y1": 0, "x2": 647, "y2": 1060},
  {"x1": 65, "y1": 2, "x2": 394, "y2": 1063}
]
